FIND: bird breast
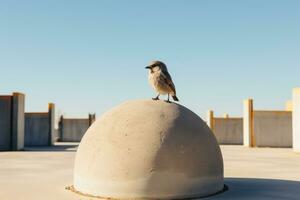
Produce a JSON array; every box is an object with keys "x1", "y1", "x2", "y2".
[{"x1": 148, "y1": 71, "x2": 171, "y2": 94}]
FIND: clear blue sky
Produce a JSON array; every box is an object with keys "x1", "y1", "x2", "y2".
[{"x1": 0, "y1": 0, "x2": 299, "y2": 119}]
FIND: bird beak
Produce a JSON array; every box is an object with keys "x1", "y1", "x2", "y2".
[{"x1": 145, "y1": 66, "x2": 151, "y2": 69}]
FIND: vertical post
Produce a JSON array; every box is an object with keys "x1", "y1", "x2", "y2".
[
  {"x1": 89, "y1": 113, "x2": 96, "y2": 126},
  {"x1": 286, "y1": 100, "x2": 293, "y2": 111},
  {"x1": 11, "y1": 92, "x2": 25, "y2": 151},
  {"x1": 59, "y1": 115, "x2": 64, "y2": 142},
  {"x1": 243, "y1": 99, "x2": 254, "y2": 147},
  {"x1": 293, "y1": 88, "x2": 300, "y2": 152},
  {"x1": 207, "y1": 110, "x2": 214, "y2": 132},
  {"x1": 48, "y1": 103, "x2": 55, "y2": 146}
]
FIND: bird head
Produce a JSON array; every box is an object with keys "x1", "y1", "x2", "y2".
[{"x1": 145, "y1": 61, "x2": 168, "y2": 72}]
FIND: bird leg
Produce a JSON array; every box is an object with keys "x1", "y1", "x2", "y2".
[
  {"x1": 165, "y1": 94, "x2": 171, "y2": 103},
  {"x1": 152, "y1": 94, "x2": 160, "y2": 101}
]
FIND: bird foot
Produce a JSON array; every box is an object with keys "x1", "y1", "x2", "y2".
[
  {"x1": 152, "y1": 97, "x2": 160, "y2": 101},
  {"x1": 164, "y1": 100, "x2": 171, "y2": 103}
]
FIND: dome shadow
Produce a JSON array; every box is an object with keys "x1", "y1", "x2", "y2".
[{"x1": 205, "y1": 178, "x2": 300, "y2": 200}]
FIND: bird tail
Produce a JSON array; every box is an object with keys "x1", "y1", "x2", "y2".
[{"x1": 172, "y1": 95, "x2": 179, "y2": 101}]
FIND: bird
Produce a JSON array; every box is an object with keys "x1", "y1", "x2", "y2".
[{"x1": 145, "y1": 61, "x2": 179, "y2": 103}]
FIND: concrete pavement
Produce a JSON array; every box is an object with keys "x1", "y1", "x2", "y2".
[{"x1": 0, "y1": 144, "x2": 299, "y2": 200}]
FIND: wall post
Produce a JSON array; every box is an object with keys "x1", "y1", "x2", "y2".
[
  {"x1": 286, "y1": 100, "x2": 293, "y2": 111},
  {"x1": 11, "y1": 92, "x2": 25, "y2": 151},
  {"x1": 293, "y1": 88, "x2": 300, "y2": 152},
  {"x1": 223, "y1": 113, "x2": 229, "y2": 118},
  {"x1": 48, "y1": 103, "x2": 55, "y2": 146},
  {"x1": 207, "y1": 110, "x2": 214, "y2": 132},
  {"x1": 59, "y1": 115, "x2": 64, "y2": 141},
  {"x1": 89, "y1": 113, "x2": 96, "y2": 126},
  {"x1": 243, "y1": 99, "x2": 255, "y2": 147}
]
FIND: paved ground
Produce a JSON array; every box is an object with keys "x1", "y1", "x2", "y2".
[{"x1": 0, "y1": 144, "x2": 299, "y2": 200}]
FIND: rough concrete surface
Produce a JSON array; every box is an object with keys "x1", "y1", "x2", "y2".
[
  {"x1": 60, "y1": 119, "x2": 90, "y2": 142},
  {"x1": 74, "y1": 100, "x2": 223, "y2": 199},
  {"x1": 0, "y1": 144, "x2": 300, "y2": 200},
  {"x1": 0, "y1": 96, "x2": 12, "y2": 150},
  {"x1": 253, "y1": 111, "x2": 292, "y2": 147},
  {"x1": 213, "y1": 118, "x2": 243, "y2": 145},
  {"x1": 25, "y1": 113, "x2": 50, "y2": 147}
]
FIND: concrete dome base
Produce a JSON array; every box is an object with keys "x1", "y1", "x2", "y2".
[{"x1": 73, "y1": 100, "x2": 224, "y2": 199}]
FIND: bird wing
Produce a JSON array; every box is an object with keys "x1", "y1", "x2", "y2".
[{"x1": 161, "y1": 70, "x2": 177, "y2": 94}]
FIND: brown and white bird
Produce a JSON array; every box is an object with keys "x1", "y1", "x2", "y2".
[{"x1": 145, "y1": 61, "x2": 179, "y2": 103}]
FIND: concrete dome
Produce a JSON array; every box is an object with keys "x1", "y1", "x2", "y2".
[{"x1": 73, "y1": 100, "x2": 224, "y2": 199}]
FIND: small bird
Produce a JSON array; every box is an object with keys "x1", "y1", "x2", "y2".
[{"x1": 145, "y1": 61, "x2": 179, "y2": 103}]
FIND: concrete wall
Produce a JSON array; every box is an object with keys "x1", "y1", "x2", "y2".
[
  {"x1": 214, "y1": 118, "x2": 243, "y2": 144},
  {"x1": 243, "y1": 99, "x2": 292, "y2": 148},
  {"x1": 207, "y1": 111, "x2": 243, "y2": 145},
  {"x1": 59, "y1": 114, "x2": 95, "y2": 142},
  {"x1": 0, "y1": 96, "x2": 12, "y2": 151},
  {"x1": 25, "y1": 113, "x2": 50, "y2": 146},
  {"x1": 60, "y1": 119, "x2": 89, "y2": 142},
  {"x1": 293, "y1": 88, "x2": 300, "y2": 152},
  {"x1": 253, "y1": 111, "x2": 292, "y2": 147},
  {"x1": 25, "y1": 103, "x2": 55, "y2": 147},
  {"x1": 0, "y1": 93, "x2": 25, "y2": 151}
]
